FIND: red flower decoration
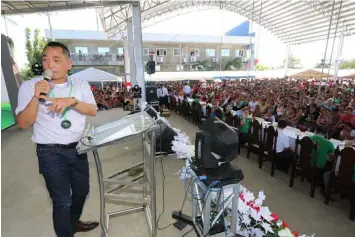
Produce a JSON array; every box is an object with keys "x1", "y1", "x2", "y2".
[
  {"x1": 282, "y1": 221, "x2": 289, "y2": 228},
  {"x1": 239, "y1": 194, "x2": 245, "y2": 202},
  {"x1": 253, "y1": 206, "x2": 260, "y2": 213},
  {"x1": 270, "y1": 213, "x2": 279, "y2": 222},
  {"x1": 292, "y1": 231, "x2": 299, "y2": 237}
]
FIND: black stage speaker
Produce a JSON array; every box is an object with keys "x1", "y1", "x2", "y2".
[
  {"x1": 144, "y1": 105, "x2": 177, "y2": 154},
  {"x1": 146, "y1": 61, "x2": 156, "y2": 75},
  {"x1": 146, "y1": 84, "x2": 158, "y2": 103},
  {"x1": 156, "y1": 119, "x2": 177, "y2": 154}
]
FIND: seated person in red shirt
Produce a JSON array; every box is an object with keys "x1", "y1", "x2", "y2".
[{"x1": 339, "y1": 106, "x2": 355, "y2": 126}]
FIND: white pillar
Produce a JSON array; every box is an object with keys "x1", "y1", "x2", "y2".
[
  {"x1": 333, "y1": 34, "x2": 344, "y2": 80},
  {"x1": 179, "y1": 43, "x2": 182, "y2": 71},
  {"x1": 47, "y1": 13, "x2": 55, "y2": 41},
  {"x1": 95, "y1": 9, "x2": 100, "y2": 31},
  {"x1": 284, "y1": 44, "x2": 290, "y2": 77},
  {"x1": 250, "y1": 44, "x2": 255, "y2": 71},
  {"x1": 126, "y1": 19, "x2": 136, "y2": 87},
  {"x1": 132, "y1": 2, "x2": 146, "y2": 109},
  {"x1": 123, "y1": 37, "x2": 131, "y2": 87}
]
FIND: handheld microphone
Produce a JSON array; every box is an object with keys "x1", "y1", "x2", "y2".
[{"x1": 39, "y1": 69, "x2": 53, "y2": 103}]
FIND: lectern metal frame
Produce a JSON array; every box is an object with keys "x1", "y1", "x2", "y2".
[{"x1": 77, "y1": 112, "x2": 158, "y2": 237}]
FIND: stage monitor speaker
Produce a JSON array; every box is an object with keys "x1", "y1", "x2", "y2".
[
  {"x1": 146, "y1": 61, "x2": 156, "y2": 75},
  {"x1": 156, "y1": 119, "x2": 177, "y2": 154},
  {"x1": 144, "y1": 105, "x2": 177, "y2": 154},
  {"x1": 146, "y1": 85, "x2": 158, "y2": 103}
]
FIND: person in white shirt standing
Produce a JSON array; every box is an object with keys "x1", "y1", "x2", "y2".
[
  {"x1": 16, "y1": 42, "x2": 98, "y2": 237},
  {"x1": 183, "y1": 82, "x2": 191, "y2": 96},
  {"x1": 275, "y1": 120, "x2": 295, "y2": 173},
  {"x1": 157, "y1": 84, "x2": 169, "y2": 108},
  {"x1": 249, "y1": 97, "x2": 259, "y2": 113}
]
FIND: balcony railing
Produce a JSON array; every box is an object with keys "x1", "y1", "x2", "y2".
[{"x1": 70, "y1": 53, "x2": 125, "y2": 66}]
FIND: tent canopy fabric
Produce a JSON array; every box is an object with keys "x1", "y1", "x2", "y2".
[
  {"x1": 340, "y1": 73, "x2": 355, "y2": 79},
  {"x1": 290, "y1": 69, "x2": 333, "y2": 78},
  {"x1": 72, "y1": 67, "x2": 122, "y2": 82},
  {"x1": 144, "y1": 71, "x2": 257, "y2": 81}
]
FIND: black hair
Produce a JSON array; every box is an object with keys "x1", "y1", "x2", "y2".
[
  {"x1": 43, "y1": 41, "x2": 70, "y2": 58},
  {"x1": 314, "y1": 125, "x2": 327, "y2": 135},
  {"x1": 278, "y1": 119, "x2": 288, "y2": 129}
]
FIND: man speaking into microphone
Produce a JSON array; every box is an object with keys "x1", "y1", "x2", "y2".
[{"x1": 15, "y1": 42, "x2": 98, "y2": 237}]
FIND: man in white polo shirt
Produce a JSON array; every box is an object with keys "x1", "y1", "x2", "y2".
[
  {"x1": 275, "y1": 120, "x2": 295, "y2": 173},
  {"x1": 16, "y1": 42, "x2": 98, "y2": 237}
]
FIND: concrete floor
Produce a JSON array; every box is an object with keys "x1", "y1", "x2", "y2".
[{"x1": 2, "y1": 108, "x2": 355, "y2": 237}]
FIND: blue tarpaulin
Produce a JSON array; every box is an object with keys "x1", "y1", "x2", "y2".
[{"x1": 225, "y1": 21, "x2": 256, "y2": 37}]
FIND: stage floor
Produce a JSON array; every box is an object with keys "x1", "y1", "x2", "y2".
[{"x1": 2, "y1": 108, "x2": 354, "y2": 237}]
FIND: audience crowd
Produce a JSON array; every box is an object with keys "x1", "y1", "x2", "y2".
[
  {"x1": 91, "y1": 78, "x2": 355, "y2": 216},
  {"x1": 91, "y1": 79, "x2": 355, "y2": 143},
  {"x1": 169, "y1": 79, "x2": 355, "y2": 142}
]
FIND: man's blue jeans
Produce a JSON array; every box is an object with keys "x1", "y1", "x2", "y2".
[{"x1": 36, "y1": 144, "x2": 89, "y2": 237}]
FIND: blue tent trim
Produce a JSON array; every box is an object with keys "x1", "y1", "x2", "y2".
[{"x1": 225, "y1": 21, "x2": 255, "y2": 37}]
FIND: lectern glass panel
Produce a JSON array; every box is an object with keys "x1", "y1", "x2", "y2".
[{"x1": 77, "y1": 111, "x2": 156, "y2": 154}]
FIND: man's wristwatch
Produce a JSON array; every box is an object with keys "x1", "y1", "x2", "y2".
[{"x1": 71, "y1": 97, "x2": 80, "y2": 107}]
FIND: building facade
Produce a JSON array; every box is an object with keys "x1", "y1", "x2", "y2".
[{"x1": 44, "y1": 24, "x2": 254, "y2": 76}]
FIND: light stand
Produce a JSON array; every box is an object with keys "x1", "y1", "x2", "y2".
[{"x1": 173, "y1": 163, "x2": 244, "y2": 237}]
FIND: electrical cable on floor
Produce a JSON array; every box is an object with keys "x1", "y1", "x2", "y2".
[{"x1": 156, "y1": 122, "x2": 179, "y2": 231}]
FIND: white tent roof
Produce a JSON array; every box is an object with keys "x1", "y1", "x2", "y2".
[
  {"x1": 73, "y1": 67, "x2": 122, "y2": 82},
  {"x1": 144, "y1": 71, "x2": 255, "y2": 81},
  {"x1": 143, "y1": 69, "x2": 355, "y2": 81}
]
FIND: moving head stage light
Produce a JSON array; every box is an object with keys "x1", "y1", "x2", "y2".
[
  {"x1": 132, "y1": 85, "x2": 142, "y2": 98},
  {"x1": 32, "y1": 63, "x2": 43, "y2": 75},
  {"x1": 172, "y1": 117, "x2": 244, "y2": 237},
  {"x1": 194, "y1": 116, "x2": 243, "y2": 185}
]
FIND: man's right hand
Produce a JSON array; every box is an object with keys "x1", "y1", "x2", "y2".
[{"x1": 35, "y1": 80, "x2": 51, "y2": 98}]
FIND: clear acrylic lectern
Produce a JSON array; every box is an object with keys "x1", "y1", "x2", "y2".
[{"x1": 77, "y1": 111, "x2": 158, "y2": 237}]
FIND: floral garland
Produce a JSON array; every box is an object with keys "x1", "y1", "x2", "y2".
[{"x1": 170, "y1": 128, "x2": 315, "y2": 237}]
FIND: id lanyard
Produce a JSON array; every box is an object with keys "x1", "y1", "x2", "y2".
[{"x1": 48, "y1": 79, "x2": 73, "y2": 121}]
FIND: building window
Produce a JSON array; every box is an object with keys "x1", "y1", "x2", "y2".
[
  {"x1": 221, "y1": 49, "x2": 230, "y2": 57},
  {"x1": 190, "y1": 48, "x2": 200, "y2": 56},
  {"x1": 156, "y1": 48, "x2": 167, "y2": 56},
  {"x1": 235, "y1": 49, "x2": 244, "y2": 57},
  {"x1": 117, "y1": 47, "x2": 124, "y2": 56},
  {"x1": 98, "y1": 47, "x2": 110, "y2": 54},
  {"x1": 173, "y1": 48, "x2": 183, "y2": 56},
  {"x1": 144, "y1": 48, "x2": 156, "y2": 56},
  {"x1": 206, "y1": 49, "x2": 216, "y2": 57},
  {"x1": 75, "y1": 47, "x2": 88, "y2": 54}
]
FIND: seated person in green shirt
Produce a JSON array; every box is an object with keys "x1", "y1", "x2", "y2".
[
  {"x1": 309, "y1": 125, "x2": 336, "y2": 190},
  {"x1": 239, "y1": 108, "x2": 252, "y2": 146}
]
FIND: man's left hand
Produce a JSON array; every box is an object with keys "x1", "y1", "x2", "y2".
[{"x1": 44, "y1": 97, "x2": 75, "y2": 114}]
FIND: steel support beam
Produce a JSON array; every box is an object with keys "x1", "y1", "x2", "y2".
[
  {"x1": 47, "y1": 13, "x2": 55, "y2": 41},
  {"x1": 284, "y1": 44, "x2": 290, "y2": 77},
  {"x1": 333, "y1": 34, "x2": 344, "y2": 80},
  {"x1": 1, "y1": 1, "x2": 134, "y2": 15}
]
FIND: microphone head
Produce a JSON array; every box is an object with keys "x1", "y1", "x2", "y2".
[{"x1": 43, "y1": 69, "x2": 53, "y2": 80}]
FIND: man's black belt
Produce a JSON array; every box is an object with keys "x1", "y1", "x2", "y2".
[{"x1": 36, "y1": 142, "x2": 78, "y2": 149}]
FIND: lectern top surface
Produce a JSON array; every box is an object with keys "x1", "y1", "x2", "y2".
[{"x1": 77, "y1": 111, "x2": 157, "y2": 153}]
